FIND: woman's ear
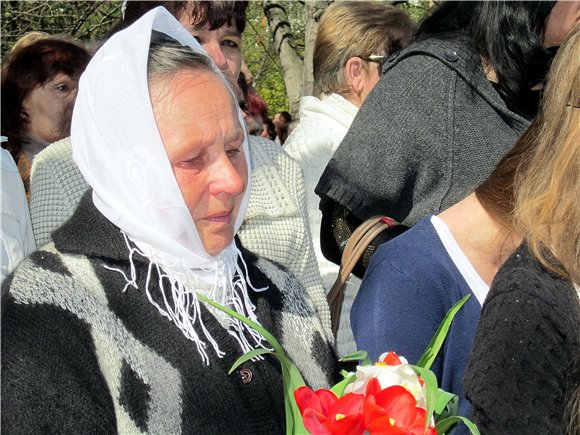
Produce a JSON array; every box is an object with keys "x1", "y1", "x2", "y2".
[{"x1": 345, "y1": 56, "x2": 365, "y2": 97}]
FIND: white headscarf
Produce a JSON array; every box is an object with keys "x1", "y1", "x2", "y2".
[{"x1": 72, "y1": 7, "x2": 266, "y2": 364}]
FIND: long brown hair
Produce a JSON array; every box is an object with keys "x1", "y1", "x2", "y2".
[
  {"x1": 513, "y1": 24, "x2": 580, "y2": 284},
  {"x1": 475, "y1": 119, "x2": 538, "y2": 232}
]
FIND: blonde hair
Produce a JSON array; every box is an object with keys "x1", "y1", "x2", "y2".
[
  {"x1": 313, "y1": 1, "x2": 414, "y2": 98},
  {"x1": 513, "y1": 24, "x2": 580, "y2": 284},
  {"x1": 9, "y1": 31, "x2": 51, "y2": 53}
]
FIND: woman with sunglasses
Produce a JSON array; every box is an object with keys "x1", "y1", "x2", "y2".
[{"x1": 283, "y1": 1, "x2": 414, "y2": 355}]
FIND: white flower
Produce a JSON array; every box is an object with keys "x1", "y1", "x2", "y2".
[{"x1": 344, "y1": 352, "x2": 426, "y2": 408}]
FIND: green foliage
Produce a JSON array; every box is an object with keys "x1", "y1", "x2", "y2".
[
  {"x1": 242, "y1": 2, "x2": 290, "y2": 115},
  {"x1": 398, "y1": 0, "x2": 434, "y2": 23},
  {"x1": 1, "y1": 0, "x2": 433, "y2": 114},
  {"x1": 1, "y1": 1, "x2": 122, "y2": 59}
]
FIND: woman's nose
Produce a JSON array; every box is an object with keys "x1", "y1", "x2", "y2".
[
  {"x1": 203, "y1": 41, "x2": 228, "y2": 73},
  {"x1": 211, "y1": 155, "x2": 246, "y2": 197}
]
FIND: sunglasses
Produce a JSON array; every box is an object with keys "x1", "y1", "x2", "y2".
[{"x1": 359, "y1": 55, "x2": 387, "y2": 76}]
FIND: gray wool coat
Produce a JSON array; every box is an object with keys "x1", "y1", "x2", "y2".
[{"x1": 315, "y1": 37, "x2": 530, "y2": 226}]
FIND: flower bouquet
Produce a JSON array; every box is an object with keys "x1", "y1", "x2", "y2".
[{"x1": 198, "y1": 293, "x2": 478, "y2": 435}]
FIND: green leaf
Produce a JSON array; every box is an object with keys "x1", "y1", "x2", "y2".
[
  {"x1": 435, "y1": 391, "x2": 458, "y2": 423},
  {"x1": 338, "y1": 350, "x2": 370, "y2": 365},
  {"x1": 282, "y1": 363, "x2": 307, "y2": 434},
  {"x1": 417, "y1": 294, "x2": 471, "y2": 369},
  {"x1": 228, "y1": 348, "x2": 275, "y2": 374},
  {"x1": 195, "y1": 294, "x2": 307, "y2": 434},
  {"x1": 339, "y1": 369, "x2": 352, "y2": 379},
  {"x1": 196, "y1": 293, "x2": 285, "y2": 356},
  {"x1": 435, "y1": 416, "x2": 480, "y2": 435},
  {"x1": 410, "y1": 365, "x2": 438, "y2": 434},
  {"x1": 329, "y1": 373, "x2": 356, "y2": 397},
  {"x1": 434, "y1": 389, "x2": 457, "y2": 416}
]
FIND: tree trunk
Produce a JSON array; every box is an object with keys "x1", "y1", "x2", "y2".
[
  {"x1": 263, "y1": 0, "x2": 304, "y2": 116},
  {"x1": 301, "y1": 0, "x2": 330, "y2": 99}
]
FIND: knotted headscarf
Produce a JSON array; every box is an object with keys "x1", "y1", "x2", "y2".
[{"x1": 72, "y1": 7, "x2": 266, "y2": 364}]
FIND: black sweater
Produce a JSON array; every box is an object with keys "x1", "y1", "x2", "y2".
[
  {"x1": 2, "y1": 194, "x2": 337, "y2": 433},
  {"x1": 464, "y1": 244, "x2": 580, "y2": 434}
]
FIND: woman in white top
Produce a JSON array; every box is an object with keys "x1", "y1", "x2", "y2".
[{"x1": 283, "y1": 1, "x2": 414, "y2": 355}]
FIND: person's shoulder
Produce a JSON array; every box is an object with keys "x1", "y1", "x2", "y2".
[
  {"x1": 31, "y1": 137, "x2": 75, "y2": 180},
  {"x1": 1, "y1": 149, "x2": 18, "y2": 172},
  {"x1": 4, "y1": 243, "x2": 74, "y2": 305},
  {"x1": 283, "y1": 122, "x2": 335, "y2": 165},
  {"x1": 35, "y1": 137, "x2": 73, "y2": 161},
  {"x1": 248, "y1": 135, "x2": 300, "y2": 175},
  {"x1": 382, "y1": 36, "x2": 477, "y2": 85},
  {"x1": 242, "y1": 138, "x2": 300, "y2": 220},
  {"x1": 248, "y1": 135, "x2": 282, "y2": 156},
  {"x1": 373, "y1": 217, "x2": 440, "y2": 261},
  {"x1": 489, "y1": 244, "x2": 578, "y2": 310},
  {"x1": 365, "y1": 216, "x2": 452, "y2": 284}
]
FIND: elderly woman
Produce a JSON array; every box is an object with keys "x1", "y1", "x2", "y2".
[
  {"x1": 1, "y1": 34, "x2": 90, "y2": 197},
  {"x1": 1, "y1": 8, "x2": 335, "y2": 433}
]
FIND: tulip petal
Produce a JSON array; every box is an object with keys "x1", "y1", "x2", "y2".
[
  {"x1": 295, "y1": 387, "x2": 321, "y2": 415},
  {"x1": 375, "y1": 385, "x2": 418, "y2": 427},
  {"x1": 303, "y1": 409, "x2": 332, "y2": 435},
  {"x1": 365, "y1": 377, "x2": 382, "y2": 397},
  {"x1": 325, "y1": 413, "x2": 365, "y2": 435},
  {"x1": 382, "y1": 352, "x2": 403, "y2": 366},
  {"x1": 316, "y1": 389, "x2": 340, "y2": 415},
  {"x1": 329, "y1": 393, "x2": 365, "y2": 418}
]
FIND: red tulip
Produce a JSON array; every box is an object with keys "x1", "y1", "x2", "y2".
[
  {"x1": 380, "y1": 351, "x2": 403, "y2": 366},
  {"x1": 364, "y1": 379, "x2": 436, "y2": 435},
  {"x1": 294, "y1": 386, "x2": 365, "y2": 435}
]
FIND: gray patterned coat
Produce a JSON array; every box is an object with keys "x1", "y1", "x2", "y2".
[{"x1": 2, "y1": 193, "x2": 337, "y2": 434}]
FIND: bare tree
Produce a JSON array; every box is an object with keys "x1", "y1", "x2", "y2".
[
  {"x1": 262, "y1": 0, "x2": 313, "y2": 115},
  {"x1": 301, "y1": 1, "x2": 329, "y2": 99},
  {"x1": 1, "y1": 1, "x2": 122, "y2": 58}
]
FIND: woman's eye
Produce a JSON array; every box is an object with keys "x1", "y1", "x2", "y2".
[
  {"x1": 226, "y1": 147, "x2": 241, "y2": 158},
  {"x1": 55, "y1": 84, "x2": 69, "y2": 92},
  {"x1": 177, "y1": 156, "x2": 202, "y2": 169},
  {"x1": 222, "y1": 39, "x2": 239, "y2": 50}
]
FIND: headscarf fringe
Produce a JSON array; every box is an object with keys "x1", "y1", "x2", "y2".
[{"x1": 105, "y1": 232, "x2": 270, "y2": 365}]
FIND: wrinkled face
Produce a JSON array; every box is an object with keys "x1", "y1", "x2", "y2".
[
  {"x1": 151, "y1": 70, "x2": 247, "y2": 256},
  {"x1": 22, "y1": 72, "x2": 79, "y2": 143},
  {"x1": 544, "y1": 1, "x2": 580, "y2": 48},
  {"x1": 178, "y1": 12, "x2": 242, "y2": 82}
]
